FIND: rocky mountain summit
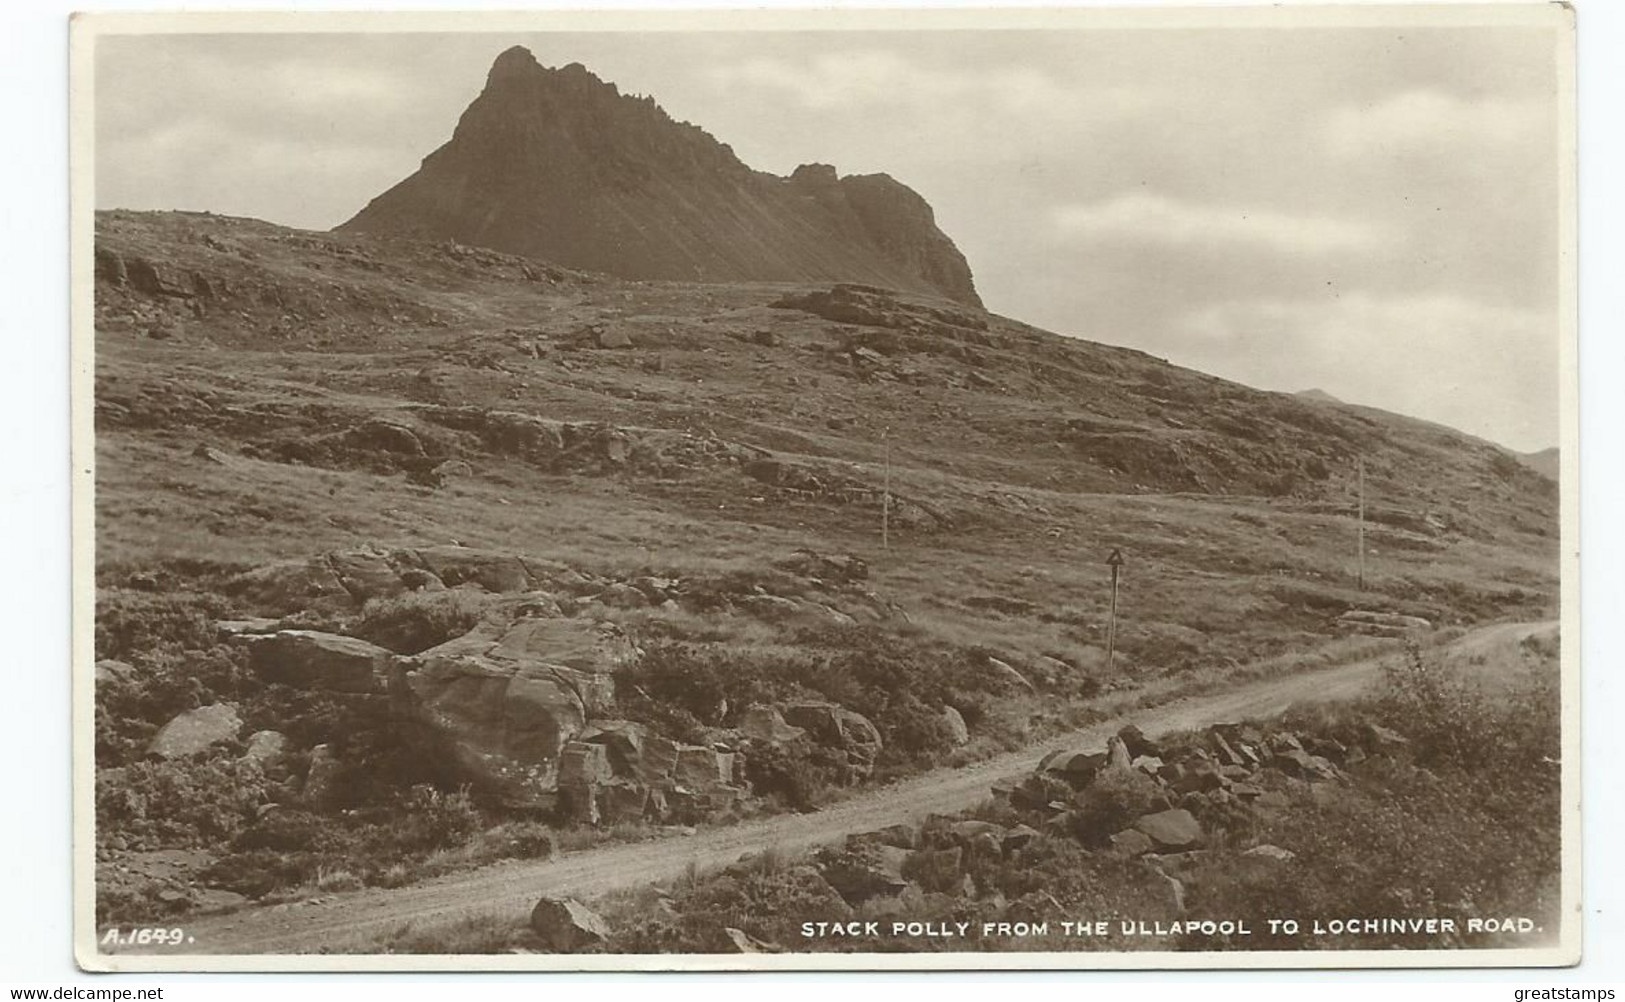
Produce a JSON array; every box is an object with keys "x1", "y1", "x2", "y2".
[{"x1": 338, "y1": 46, "x2": 981, "y2": 307}]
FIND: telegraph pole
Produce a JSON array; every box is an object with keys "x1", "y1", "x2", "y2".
[
  {"x1": 881, "y1": 429, "x2": 892, "y2": 551},
  {"x1": 1105, "y1": 548, "x2": 1125, "y2": 673},
  {"x1": 1356, "y1": 457, "x2": 1366, "y2": 591}
]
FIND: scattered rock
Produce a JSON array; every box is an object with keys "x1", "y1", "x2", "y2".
[
  {"x1": 1243, "y1": 844, "x2": 1297, "y2": 863},
  {"x1": 1132, "y1": 809, "x2": 1204, "y2": 851},
  {"x1": 986, "y1": 656, "x2": 1035, "y2": 692},
  {"x1": 240, "y1": 730, "x2": 288, "y2": 769},
  {"x1": 1108, "y1": 828, "x2": 1155, "y2": 857},
  {"x1": 214, "y1": 618, "x2": 279, "y2": 639},
  {"x1": 1273, "y1": 748, "x2": 1340, "y2": 782},
  {"x1": 595, "y1": 582, "x2": 649, "y2": 609},
  {"x1": 529, "y1": 897, "x2": 612, "y2": 952},
  {"x1": 303, "y1": 744, "x2": 341, "y2": 807},
  {"x1": 738, "y1": 705, "x2": 806, "y2": 745},
  {"x1": 1364, "y1": 723, "x2": 1410, "y2": 752},
  {"x1": 817, "y1": 844, "x2": 910, "y2": 905},
  {"x1": 1002, "y1": 824, "x2": 1040, "y2": 853},
  {"x1": 1118, "y1": 724, "x2": 1161, "y2": 759},
  {"x1": 723, "y1": 927, "x2": 781, "y2": 953},
  {"x1": 95, "y1": 659, "x2": 136, "y2": 684},
  {"x1": 147, "y1": 704, "x2": 242, "y2": 759},
  {"x1": 1106, "y1": 735, "x2": 1134, "y2": 770},
  {"x1": 846, "y1": 824, "x2": 918, "y2": 851}
]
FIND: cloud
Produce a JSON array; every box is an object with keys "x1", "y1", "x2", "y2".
[
  {"x1": 1050, "y1": 193, "x2": 1384, "y2": 255},
  {"x1": 1176, "y1": 292, "x2": 1558, "y2": 451},
  {"x1": 704, "y1": 50, "x2": 1155, "y2": 119},
  {"x1": 1323, "y1": 90, "x2": 1549, "y2": 159}
]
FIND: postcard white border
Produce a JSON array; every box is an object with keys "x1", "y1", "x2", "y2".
[{"x1": 68, "y1": 3, "x2": 1582, "y2": 973}]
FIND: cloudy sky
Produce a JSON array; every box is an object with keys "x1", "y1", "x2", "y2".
[{"x1": 95, "y1": 21, "x2": 1567, "y2": 451}]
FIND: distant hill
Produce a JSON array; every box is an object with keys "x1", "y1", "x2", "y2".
[
  {"x1": 1295, "y1": 388, "x2": 1344, "y2": 405},
  {"x1": 339, "y1": 46, "x2": 982, "y2": 307},
  {"x1": 1518, "y1": 447, "x2": 1559, "y2": 480}
]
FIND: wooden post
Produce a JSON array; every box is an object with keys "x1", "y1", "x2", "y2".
[
  {"x1": 1105, "y1": 548, "x2": 1125, "y2": 673},
  {"x1": 1356, "y1": 457, "x2": 1366, "y2": 591}
]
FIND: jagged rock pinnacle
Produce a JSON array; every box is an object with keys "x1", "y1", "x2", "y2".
[{"x1": 338, "y1": 48, "x2": 981, "y2": 306}]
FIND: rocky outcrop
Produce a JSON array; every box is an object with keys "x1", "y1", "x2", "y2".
[
  {"x1": 395, "y1": 617, "x2": 637, "y2": 796},
  {"x1": 240, "y1": 630, "x2": 395, "y2": 694},
  {"x1": 224, "y1": 545, "x2": 580, "y2": 614},
  {"x1": 338, "y1": 47, "x2": 981, "y2": 307}
]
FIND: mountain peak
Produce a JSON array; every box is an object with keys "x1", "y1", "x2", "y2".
[
  {"x1": 338, "y1": 52, "x2": 981, "y2": 306},
  {"x1": 488, "y1": 44, "x2": 539, "y2": 79}
]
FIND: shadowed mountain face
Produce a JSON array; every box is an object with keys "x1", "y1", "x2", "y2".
[{"x1": 339, "y1": 46, "x2": 982, "y2": 307}]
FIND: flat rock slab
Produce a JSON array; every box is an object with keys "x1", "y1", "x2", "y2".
[{"x1": 245, "y1": 630, "x2": 394, "y2": 694}]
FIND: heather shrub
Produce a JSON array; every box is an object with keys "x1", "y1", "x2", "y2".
[
  {"x1": 1066, "y1": 764, "x2": 1163, "y2": 846},
  {"x1": 96, "y1": 752, "x2": 271, "y2": 849},
  {"x1": 351, "y1": 590, "x2": 496, "y2": 654}
]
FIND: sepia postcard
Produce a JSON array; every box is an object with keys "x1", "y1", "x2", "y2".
[{"x1": 70, "y1": 4, "x2": 1579, "y2": 972}]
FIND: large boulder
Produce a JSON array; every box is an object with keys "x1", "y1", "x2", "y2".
[
  {"x1": 147, "y1": 704, "x2": 241, "y2": 759},
  {"x1": 242, "y1": 630, "x2": 394, "y2": 694},
  {"x1": 529, "y1": 897, "x2": 612, "y2": 952},
  {"x1": 393, "y1": 618, "x2": 635, "y2": 796},
  {"x1": 782, "y1": 702, "x2": 883, "y2": 775},
  {"x1": 940, "y1": 706, "x2": 970, "y2": 746}
]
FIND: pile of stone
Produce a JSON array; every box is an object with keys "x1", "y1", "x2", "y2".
[
  {"x1": 554, "y1": 721, "x2": 745, "y2": 826},
  {"x1": 195, "y1": 546, "x2": 892, "y2": 822},
  {"x1": 993, "y1": 719, "x2": 1411, "y2": 859},
  {"x1": 1338, "y1": 610, "x2": 1433, "y2": 638}
]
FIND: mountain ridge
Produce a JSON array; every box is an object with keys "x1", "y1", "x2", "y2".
[{"x1": 338, "y1": 46, "x2": 982, "y2": 307}]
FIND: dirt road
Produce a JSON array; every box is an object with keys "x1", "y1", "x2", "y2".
[{"x1": 133, "y1": 620, "x2": 1551, "y2": 957}]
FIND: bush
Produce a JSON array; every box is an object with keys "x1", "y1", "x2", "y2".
[
  {"x1": 96, "y1": 753, "x2": 271, "y2": 849},
  {"x1": 1378, "y1": 641, "x2": 1559, "y2": 770},
  {"x1": 1066, "y1": 765, "x2": 1163, "y2": 846},
  {"x1": 351, "y1": 590, "x2": 496, "y2": 655},
  {"x1": 199, "y1": 849, "x2": 323, "y2": 898},
  {"x1": 96, "y1": 646, "x2": 257, "y2": 766},
  {"x1": 617, "y1": 628, "x2": 1005, "y2": 775},
  {"x1": 95, "y1": 589, "x2": 230, "y2": 661},
  {"x1": 742, "y1": 743, "x2": 827, "y2": 811},
  {"x1": 368, "y1": 786, "x2": 483, "y2": 855}
]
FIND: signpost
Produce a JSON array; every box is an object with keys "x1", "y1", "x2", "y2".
[{"x1": 1105, "y1": 548, "x2": 1125, "y2": 674}]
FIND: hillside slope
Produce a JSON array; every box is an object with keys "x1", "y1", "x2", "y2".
[
  {"x1": 89, "y1": 209, "x2": 1558, "y2": 926},
  {"x1": 338, "y1": 47, "x2": 981, "y2": 307},
  {"x1": 93, "y1": 206, "x2": 1558, "y2": 673}
]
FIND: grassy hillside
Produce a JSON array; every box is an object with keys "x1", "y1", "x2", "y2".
[{"x1": 89, "y1": 209, "x2": 1559, "y2": 922}]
